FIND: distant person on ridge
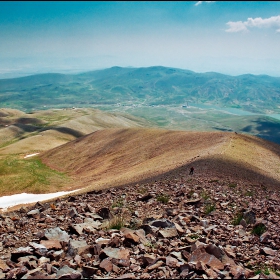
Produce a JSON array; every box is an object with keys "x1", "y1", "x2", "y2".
[{"x1": 189, "y1": 166, "x2": 194, "y2": 175}]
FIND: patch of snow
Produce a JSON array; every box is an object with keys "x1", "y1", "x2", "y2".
[
  {"x1": 24, "y1": 153, "x2": 39, "y2": 158},
  {"x1": 0, "y1": 189, "x2": 80, "y2": 211}
]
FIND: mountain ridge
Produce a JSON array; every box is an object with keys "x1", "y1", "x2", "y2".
[{"x1": 1, "y1": 66, "x2": 280, "y2": 113}]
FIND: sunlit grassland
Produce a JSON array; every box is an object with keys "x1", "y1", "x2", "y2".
[{"x1": 0, "y1": 155, "x2": 71, "y2": 196}]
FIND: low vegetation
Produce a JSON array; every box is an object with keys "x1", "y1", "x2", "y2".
[
  {"x1": 229, "y1": 183, "x2": 237, "y2": 188},
  {"x1": 156, "y1": 194, "x2": 170, "y2": 204},
  {"x1": 204, "y1": 202, "x2": 216, "y2": 215},
  {"x1": 0, "y1": 155, "x2": 69, "y2": 195},
  {"x1": 111, "y1": 198, "x2": 125, "y2": 208},
  {"x1": 245, "y1": 190, "x2": 254, "y2": 197},
  {"x1": 105, "y1": 214, "x2": 126, "y2": 230},
  {"x1": 137, "y1": 186, "x2": 148, "y2": 194},
  {"x1": 200, "y1": 190, "x2": 210, "y2": 200},
  {"x1": 232, "y1": 211, "x2": 243, "y2": 226},
  {"x1": 252, "y1": 223, "x2": 267, "y2": 236}
]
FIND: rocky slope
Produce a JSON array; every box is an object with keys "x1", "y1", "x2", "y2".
[{"x1": 0, "y1": 171, "x2": 279, "y2": 279}]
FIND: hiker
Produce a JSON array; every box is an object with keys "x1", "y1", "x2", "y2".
[{"x1": 189, "y1": 166, "x2": 194, "y2": 175}]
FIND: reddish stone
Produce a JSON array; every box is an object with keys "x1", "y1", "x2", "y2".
[
  {"x1": 0, "y1": 259, "x2": 9, "y2": 272},
  {"x1": 99, "y1": 258, "x2": 113, "y2": 272},
  {"x1": 147, "y1": 260, "x2": 164, "y2": 271},
  {"x1": 124, "y1": 232, "x2": 140, "y2": 244},
  {"x1": 166, "y1": 256, "x2": 178, "y2": 268},
  {"x1": 100, "y1": 247, "x2": 130, "y2": 260},
  {"x1": 40, "y1": 240, "x2": 62, "y2": 250},
  {"x1": 190, "y1": 247, "x2": 224, "y2": 271}
]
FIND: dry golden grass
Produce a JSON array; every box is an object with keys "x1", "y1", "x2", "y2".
[
  {"x1": 40, "y1": 128, "x2": 280, "y2": 194},
  {"x1": 1, "y1": 107, "x2": 280, "y2": 198},
  {"x1": 0, "y1": 108, "x2": 150, "y2": 196},
  {"x1": 0, "y1": 108, "x2": 148, "y2": 155}
]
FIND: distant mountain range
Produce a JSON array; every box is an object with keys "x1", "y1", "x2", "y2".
[{"x1": 0, "y1": 66, "x2": 280, "y2": 114}]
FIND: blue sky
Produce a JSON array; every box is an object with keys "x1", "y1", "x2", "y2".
[{"x1": 1, "y1": 1, "x2": 280, "y2": 78}]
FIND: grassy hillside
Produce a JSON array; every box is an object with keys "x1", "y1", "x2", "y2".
[{"x1": 0, "y1": 108, "x2": 150, "y2": 196}]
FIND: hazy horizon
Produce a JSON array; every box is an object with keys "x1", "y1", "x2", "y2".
[{"x1": 1, "y1": 1, "x2": 280, "y2": 78}]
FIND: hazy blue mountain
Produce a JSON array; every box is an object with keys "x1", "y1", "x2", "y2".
[{"x1": 1, "y1": 66, "x2": 280, "y2": 113}]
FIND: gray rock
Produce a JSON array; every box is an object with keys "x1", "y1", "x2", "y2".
[
  {"x1": 260, "y1": 232, "x2": 271, "y2": 243},
  {"x1": 243, "y1": 210, "x2": 256, "y2": 224},
  {"x1": 68, "y1": 207, "x2": 79, "y2": 218},
  {"x1": 260, "y1": 247, "x2": 277, "y2": 256},
  {"x1": 27, "y1": 209, "x2": 40, "y2": 217},
  {"x1": 56, "y1": 265, "x2": 82, "y2": 279},
  {"x1": 68, "y1": 240, "x2": 89, "y2": 257},
  {"x1": 44, "y1": 227, "x2": 70, "y2": 243},
  {"x1": 70, "y1": 222, "x2": 101, "y2": 235},
  {"x1": 100, "y1": 247, "x2": 130, "y2": 260},
  {"x1": 150, "y1": 219, "x2": 175, "y2": 228},
  {"x1": 51, "y1": 249, "x2": 65, "y2": 261},
  {"x1": 115, "y1": 273, "x2": 136, "y2": 279},
  {"x1": 29, "y1": 242, "x2": 48, "y2": 256},
  {"x1": 158, "y1": 228, "x2": 178, "y2": 238},
  {"x1": 11, "y1": 247, "x2": 34, "y2": 262}
]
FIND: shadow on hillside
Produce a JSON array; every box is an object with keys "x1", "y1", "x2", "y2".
[
  {"x1": 16, "y1": 117, "x2": 45, "y2": 125},
  {"x1": 241, "y1": 117, "x2": 280, "y2": 145},
  {"x1": 13, "y1": 123, "x2": 85, "y2": 139},
  {"x1": 116, "y1": 156, "x2": 280, "y2": 191},
  {"x1": 14, "y1": 123, "x2": 40, "y2": 133},
  {"x1": 52, "y1": 127, "x2": 85, "y2": 138},
  {"x1": 211, "y1": 127, "x2": 233, "y2": 132}
]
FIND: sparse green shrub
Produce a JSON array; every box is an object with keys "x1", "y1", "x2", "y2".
[
  {"x1": 232, "y1": 211, "x2": 243, "y2": 226},
  {"x1": 252, "y1": 224, "x2": 266, "y2": 236},
  {"x1": 144, "y1": 241, "x2": 156, "y2": 248},
  {"x1": 209, "y1": 179, "x2": 219, "y2": 183},
  {"x1": 106, "y1": 215, "x2": 126, "y2": 230},
  {"x1": 201, "y1": 190, "x2": 210, "y2": 200},
  {"x1": 204, "y1": 202, "x2": 215, "y2": 214},
  {"x1": 156, "y1": 194, "x2": 169, "y2": 204},
  {"x1": 254, "y1": 269, "x2": 262, "y2": 275},
  {"x1": 189, "y1": 233, "x2": 200, "y2": 240},
  {"x1": 254, "y1": 265, "x2": 280, "y2": 277},
  {"x1": 245, "y1": 190, "x2": 254, "y2": 197},
  {"x1": 229, "y1": 183, "x2": 237, "y2": 188},
  {"x1": 254, "y1": 267, "x2": 271, "y2": 276},
  {"x1": 137, "y1": 186, "x2": 148, "y2": 194},
  {"x1": 264, "y1": 268, "x2": 270, "y2": 276},
  {"x1": 187, "y1": 189, "x2": 194, "y2": 198},
  {"x1": 111, "y1": 198, "x2": 124, "y2": 208}
]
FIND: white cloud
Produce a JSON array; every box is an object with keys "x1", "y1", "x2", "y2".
[
  {"x1": 226, "y1": 21, "x2": 249, "y2": 33},
  {"x1": 195, "y1": 1, "x2": 215, "y2": 6},
  {"x1": 226, "y1": 15, "x2": 280, "y2": 33}
]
